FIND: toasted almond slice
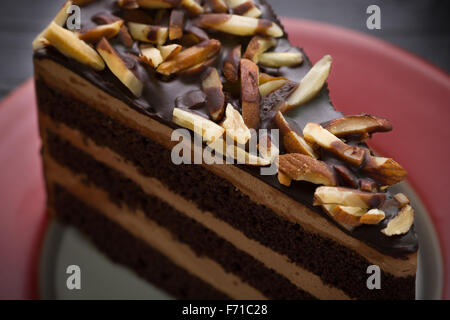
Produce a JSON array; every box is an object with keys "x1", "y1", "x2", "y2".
[
  {"x1": 92, "y1": 13, "x2": 134, "y2": 48},
  {"x1": 137, "y1": 0, "x2": 181, "y2": 8},
  {"x1": 272, "y1": 111, "x2": 292, "y2": 136},
  {"x1": 195, "y1": 14, "x2": 283, "y2": 37},
  {"x1": 73, "y1": 0, "x2": 97, "y2": 5},
  {"x1": 32, "y1": 1, "x2": 72, "y2": 50},
  {"x1": 243, "y1": 36, "x2": 276, "y2": 63},
  {"x1": 43, "y1": 22, "x2": 105, "y2": 71},
  {"x1": 116, "y1": 0, "x2": 139, "y2": 9},
  {"x1": 283, "y1": 131, "x2": 318, "y2": 159},
  {"x1": 334, "y1": 164, "x2": 359, "y2": 189},
  {"x1": 208, "y1": 137, "x2": 270, "y2": 166},
  {"x1": 258, "y1": 52, "x2": 303, "y2": 68},
  {"x1": 258, "y1": 73, "x2": 287, "y2": 85},
  {"x1": 333, "y1": 205, "x2": 367, "y2": 226},
  {"x1": 240, "y1": 58, "x2": 260, "y2": 129},
  {"x1": 323, "y1": 115, "x2": 392, "y2": 137},
  {"x1": 157, "y1": 39, "x2": 221, "y2": 75},
  {"x1": 183, "y1": 26, "x2": 210, "y2": 46},
  {"x1": 180, "y1": 56, "x2": 218, "y2": 76},
  {"x1": 78, "y1": 20, "x2": 123, "y2": 43},
  {"x1": 313, "y1": 186, "x2": 386, "y2": 208},
  {"x1": 97, "y1": 38, "x2": 143, "y2": 96},
  {"x1": 202, "y1": 68, "x2": 226, "y2": 121},
  {"x1": 221, "y1": 104, "x2": 251, "y2": 144},
  {"x1": 278, "y1": 154, "x2": 336, "y2": 186},
  {"x1": 362, "y1": 156, "x2": 407, "y2": 186},
  {"x1": 169, "y1": 9, "x2": 185, "y2": 40},
  {"x1": 278, "y1": 170, "x2": 292, "y2": 187},
  {"x1": 359, "y1": 178, "x2": 378, "y2": 192},
  {"x1": 158, "y1": 44, "x2": 182, "y2": 61},
  {"x1": 205, "y1": 0, "x2": 228, "y2": 13},
  {"x1": 393, "y1": 193, "x2": 410, "y2": 207},
  {"x1": 226, "y1": 0, "x2": 261, "y2": 18},
  {"x1": 360, "y1": 209, "x2": 386, "y2": 225},
  {"x1": 321, "y1": 204, "x2": 356, "y2": 231},
  {"x1": 223, "y1": 45, "x2": 241, "y2": 82},
  {"x1": 258, "y1": 133, "x2": 279, "y2": 163},
  {"x1": 140, "y1": 45, "x2": 163, "y2": 67},
  {"x1": 181, "y1": 0, "x2": 204, "y2": 15},
  {"x1": 259, "y1": 79, "x2": 287, "y2": 96},
  {"x1": 381, "y1": 205, "x2": 414, "y2": 236},
  {"x1": 128, "y1": 22, "x2": 168, "y2": 44},
  {"x1": 283, "y1": 55, "x2": 332, "y2": 112},
  {"x1": 303, "y1": 122, "x2": 365, "y2": 166},
  {"x1": 173, "y1": 108, "x2": 225, "y2": 143}
]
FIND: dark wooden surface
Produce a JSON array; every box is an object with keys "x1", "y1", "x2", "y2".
[{"x1": 0, "y1": 0, "x2": 449, "y2": 99}]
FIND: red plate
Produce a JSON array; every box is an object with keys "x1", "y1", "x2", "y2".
[{"x1": 0, "y1": 18, "x2": 449, "y2": 299}]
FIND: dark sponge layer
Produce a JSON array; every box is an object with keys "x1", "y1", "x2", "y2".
[{"x1": 38, "y1": 80, "x2": 415, "y2": 300}]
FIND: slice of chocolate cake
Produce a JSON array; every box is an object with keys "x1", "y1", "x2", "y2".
[{"x1": 33, "y1": 0, "x2": 418, "y2": 299}]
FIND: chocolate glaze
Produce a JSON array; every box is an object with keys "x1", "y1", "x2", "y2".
[{"x1": 34, "y1": 0, "x2": 417, "y2": 257}]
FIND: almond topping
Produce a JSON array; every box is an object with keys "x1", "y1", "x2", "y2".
[
  {"x1": 284, "y1": 131, "x2": 318, "y2": 159},
  {"x1": 393, "y1": 193, "x2": 410, "y2": 207},
  {"x1": 333, "y1": 205, "x2": 367, "y2": 226},
  {"x1": 208, "y1": 137, "x2": 270, "y2": 166},
  {"x1": 158, "y1": 44, "x2": 182, "y2": 61},
  {"x1": 226, "y1": 0, "x2": 262, "y2": 18},
  {"x1": 360, "y1": 209, "x2": 386, "y2": 225},
  {"x1": 92, "y1": 13, "x2": 134, "y2": 48},
  {"x1": 140, "y1": 45, "x2": 163, "y2": 68},
  {"x1": 323, "y1": 114, "x2": 392, "y2": 137},
  {"x1": 97, "y1": 38, "x2": 143, "y2": 96},
  {"x1": 137, "y1": 0, "x2": 181, "y2": 8},
  {"x1": 205, "y1": 0, "x2": 228, "y2": 13},
  {"x1": 381, "y1": 205, "x2": 414, "y2": 236},
  {"x1": 169, "y1": 9, "x2": 185, "y2": 40},
  {"x1": 283, "y1": 55, "x2": 332, "y2": 112},
  {"x1": 172, "y1": 108, "x2": 225, "y2": 142},
  {"x1": 240, "y1": 58, "x2": 260, "y2": 129},
  {"x1": 278, "y1": 154, "x2": 337, "y2": 186},
  {"x1": 258, "y1": 52, "x2": 303, "y2": 68},
  {"x1": 128, "y1": 22, "x2": 168, "y2": 44},
  {"x1": 333, "y1": 164, "x2": 359, "y2": 189},
  {"x1": 202, "y1": 68, "x2": 226, "y2": 121},
  {"x1": 182, "y1": 26, "x2": 210, "y2": 46},
  {"x1": 362, "y1": 156, "x2": 407, "y2": 186},
  {"x1": 303, "y1": 122, "x2": 365, "y2": 166},
  {"x1": 181, "y1": 0, "x2": 205, "y2": 15},
  {"x1": 258, "y1": 133, "x2": 279, "y2": 163},
  {"x1": 259, "y1": 73, "x2": 287, "y2": 85},
  {"x1": 223, "y1": 45, "x2": 241, "y2": 83},
  {"x1": 180, "y1": 56, "x2": 218, "y2": 76},
  {"x1": 259, "y1": 79, "x2": 288, "y2": 96},
  {"x1": 221, "y1": 104, "x2": 251, "y2": 144},
  {"x1": 195, "y1": 14, "x2": 283, "y2": 37},
  {"x1": 78, "y1": 20, "x2": 123, "y2": 43},
  {"x1": 157, "y1": 39, "x2": 221, "y2": 75},
  {"x1": 277, "y1": 170, "x2": 292, "y2": 187},
  {"x1": 313, "y1": 186, "x2": 386, "y2": 208},
  {"x1": 243, "y1": 36, "x2": 276, "y2": 63},
  {"x1": 117, "y1": 0, "x2": 139, "y2": 9},
  {"x1": 321, "y1": 204, "x2": 356, "y2": 231}
]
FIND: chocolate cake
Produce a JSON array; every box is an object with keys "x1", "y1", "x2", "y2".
[{"x1": 33, "y1": 0, "x2": 418, "y2": 299}]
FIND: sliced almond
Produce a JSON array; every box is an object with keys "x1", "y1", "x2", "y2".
[
  {"x1": 128, "y1": 22, "x2": 168, "y2": 44},
  {"x1": 169, "y1": 9, "x2": 185, "y2": 40},
  {"x1": 243, "y1": 36, "x2": 276, "y2": 63},
  {"x1": 205, "y1": 0, "x2": 228, "y2": 13},
  {"x1": 78, "y1": 20, "x2": 123, "y2": 43},
  {"x1": 278, "y1": 170, "x2": 292, "y2": 187},
  {"x1": 43, "y1": 22, "x2": 105, "y2": 71},
  {"x1": 320, "y1": 204, "x2": 355, "y2": 231},
  {"x1": 362, "y1": 156, "x2": 407, "y2": 186},
  {"x1": 137, "y1": 0, "x2": 181, "y2": 8},
  {"x1": 273, "y1": 111, "x2": 293, "y2": 136},
  {"x1": 223, "y1": 45, "x2": 241, "y2": 82},
  {"x1": 283, "y1": 55, "x2": 332, "y2": 112},
  {"x1": 303, "y1": 122, "x2": 365, "y2": 166},
  {"x1": 208, "y1": 137, "x2": 270, "y2": 166},
  {"x1": 180, "y1": 56, "x2": 218, "y2": 76},
  {"x1": 173, "y1": 108, "x2": 225, "y2": 143},
  {"x1": 283, "y1": 131, "x2": 318, "y2": 159},
  {"x1": 140, "y1": 45, "x2": 163, "y2": 68},
  {"x1": 117, "y1": 0, "x2": 139, "y2": 9},
  {"x1": 278, "y1": 154, "x2": 337, "y2": 186},
  {"x1": 202, "y1": 68, "x2": 226, "y2": 121},
  {"x1": 73, "y1": 0, "x2": 97, "y2": 5},
  {"x1": 157, "y1": 39, "x2": 221, "y2": 75},
  {"x1": 360, "y1": 209, "x2": 386, "y2": 225},
  {"x1": 258, "y1": 73, "x2": 287, "y2": 85},
  {"x1": 258, "y1": 133, "x2": 279, "y2": 163},
  {"x1": 92, "y1": 13, "x2": 134, "y2": 48},
  {"x1": 181, "y1": 0, "x2": 204, "y2": 15},
  {"x1": 158, "y1": 44, "x2": 182, "y2": 61},
  {"x1": 240, "y1": 58, "x2": 260, "y2": 129},
  {"x1": 258, "y1": 52, "x2": 303, "y2": 68},
  {"x1": 226, "y1": 0, "x2": 261, "y2": 18},
  {"x1": 313, "y1": 186, "x2": 386, "y2": 208},
  {"x1": 97, "y1": 38, "x2": 143, "y2": 96},
  {"x1": 195, "y1": 14, "x2": 283, "y2": 37},
  {"x1": 381, "y1": 205, "x2": 414, "y2": 236},
  {"x1": 221, "y1": 104, "x2": 251, "y2": 144},
  {"x1": 323, "y1": 114, "x2": 392, "y2": 137},
  {"x1": 333, "y1": 205, "x2": 367, "y2": 226},
  {"x1": 32, "y1": 1, "x2": 72, "y2": 50},
  {"x1": 182, "y1": 26, "x2": 210, "y2": 46},
  {"x1": 359, "y1": 178, "x2": 378, "y2": 192},
  {"x1": 393, "y1": 193, "x2": 410, "y2": 207},
  {"x1": 258, "y1": 79, "x2": 287, "y2": 96},
  {"x1": 333, "y1": 164, "x2": 359, "y2": 189}
]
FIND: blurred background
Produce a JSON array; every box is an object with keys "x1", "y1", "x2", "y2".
[{"x1": 0, "y1": 0, "x2": 449, "y2": 99}]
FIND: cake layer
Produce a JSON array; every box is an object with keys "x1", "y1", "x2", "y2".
[
  {"x1": 34, "y1": 60, "x2": 417, "y2": 273},
  {"x1": 41, "y1": 120, "x2": 414, "y2": 299}
]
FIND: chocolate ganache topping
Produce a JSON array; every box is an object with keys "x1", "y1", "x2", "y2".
[{"x1": 33, "y1": 0, "x2": 418, "y2": 257}]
